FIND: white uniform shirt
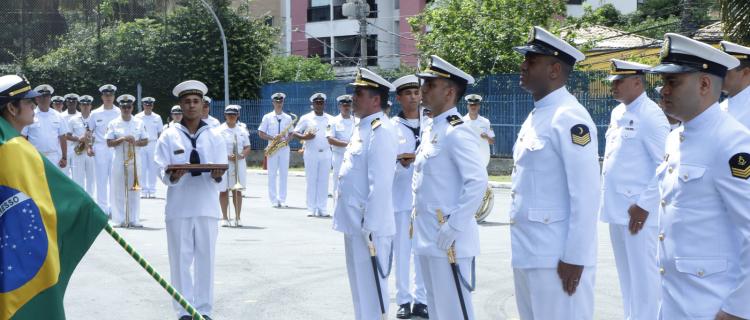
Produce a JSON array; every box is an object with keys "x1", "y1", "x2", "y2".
[
  {"x1": 657, "y1": 104, "x2": 750, "y2": 319},
  {"x1": 721, "y1": 85, "x2": 750, "y2": 129},
  {"x1": 135, "y1": 111, "x2": 164, "y2": 142},
  {"x1": 63, "y1": 111, "x2": 81, "y2": 153},
  {"x1": 462, "y1": 114, "x2": 495, "y2": 139},
  {"x1": 217, "y1": 123, "x2": 251, "y2": 156},
  {"x1": 104, "y1": 117, "x2": 148, "y2": 158},
  {"x1": 88, "y1": 106, "x2": 121, "y2": 145},
  {"x1": 204, "y1": 115, "x2": 221, "y2": 128},
  {"x1": 509, "y1": 87, "x2": 601, "y2": 269},
  {"x1": 21, "y1": 108, "x2": 67, "y2": 155},
  {"x1": 69, "y1": 113, "x2": 90, "y2": 139},
  {"x1": 258, "y1": 111, "x2": 294, "y2": 138},
  {"x1": 413, "y1": 107, "x2": 488, "y2": 258},
  {"x1": 391, "y1": 115, "x2": 421, "y2": 213},
  {"x1": 333, "y1": 112, "x2": 398, "y2": 236},
  {"x1": 154, "y1": 122, "x2": 228, "y2": 221},
  {"x1": 294, "y1": 111, "x2": 333, "y2": 152},
  {"x1": 326, "y1": 114, "x2": 355, "y2": 154},
  {"x1": 600, "y1": 93, "x2": 670, "y2": 226}
]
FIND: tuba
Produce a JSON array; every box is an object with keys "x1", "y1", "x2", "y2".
[
  {"x1": 474, "y1": 185, "x2": 494, "y2": 223},
  {"x1": 265, "y1": 113, "x2": 298, "y2": 157}
]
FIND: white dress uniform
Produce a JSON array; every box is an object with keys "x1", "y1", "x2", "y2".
[
  {"x1": 21, "y1": 107, "x2": 67, "y2": 168},
  {"x1": 68, "y1": 112, "x2": 96, "y2": 195},
  {"x1": 258, "y1": 111, "x2": 294, "y2": 206},
  {"x1": 646, "y1": 33, "x2": 750, "y2": 320},
  {"x1": 327, "y1": 113, "x2": 354, "y2": 199},
  {"x1": 135, "y1": 111, "x2": 163, "y2": 196},
  {"x1": 720, "y1": 40, "x2": 750, "y2": 129},
  {"x1": 600, "y1": 66, "x2": 670, "y2": 320},
  {"x1": 295, "y1": 110, "x2": 333, "y2": 216},
  {"x1": 60, "y1": 111, "x2": 78, "y2": 177},
  {"x1": 204, "y1": 115, "x2": 220, "y2": 128},
  {"x1": 105, "y1": 117, "x2": 147, "y2": 226},
  {"x1": 391, "y1": 112, "x2": 427, "y2": 307},
  {"x1": 217, "y1": 123, "x2": 250, "y2": 191},
  {"x1": 88, "y1": 105, "x2": 121, "y2": 213},
  {"x1": 462, "y1": 114, "x2": 495, "y2": 165}
]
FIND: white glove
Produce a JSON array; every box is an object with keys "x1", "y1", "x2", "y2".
[
  {"x1": 361, "y1": 228, "x2": 373, "y2": 246},
  {"x1": 437, "y1": 222, "x2": 459, "y2": 250}
]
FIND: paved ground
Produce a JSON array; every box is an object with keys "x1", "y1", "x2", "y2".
[{"x1": 65, "y1": 171, "x2": 624, "y2": 319}]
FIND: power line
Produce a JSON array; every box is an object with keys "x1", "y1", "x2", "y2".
[{"x1": 366, "y1": 21, "x2": 416, "y2": 41}]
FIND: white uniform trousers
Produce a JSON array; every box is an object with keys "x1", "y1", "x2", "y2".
[
  {"x1": 110, "y1": 161, "x2": 141, "y2": 225},
  {"x1": 303, "y1": 148, "x2": 331, "y2": 215},
  {"x1": 331, "y1": 151, "x2": 344, "y2": 199},
  {"x1": 418, "y1": 255, "x2": 475, "y2": 320},
  {"x1": 93, "y1": 143, "x2": 114, "y2": 214},
  {"x1": 266, "y1": 147, "x2": 289, "y2": 205},
  {"x1": 610, "y1": 224, "x2": 660, "y2": 320},
  {"x1": 394, "y1": 210, "x2": 427, "y2": 305},
  {"x1": 138, "y1": 142, "x2": 158, "y2": 196},
  {"x1": 71, "y1": 152, "x2": 95, "y2": 196},
  {"x1": 167, "y1": 217, "x2": 218, "y2": 317},
  {"x1": 513, "y1": 266, "x2": 596, "y2": 320},
  {"x1": 345, "y1": 234, "x2": 392, "y2": 320}
]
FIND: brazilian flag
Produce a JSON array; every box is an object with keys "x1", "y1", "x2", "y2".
[{"x1": 0, "y1": 117, "x2": 108, "y2": 319}]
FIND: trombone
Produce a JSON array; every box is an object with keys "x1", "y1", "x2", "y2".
[
  {"x1": 227, "y1": 134, "x2": 244, "y2": 227},
  {"x1": 123, "y1": 141, "x2": 141, "y2": 228}
]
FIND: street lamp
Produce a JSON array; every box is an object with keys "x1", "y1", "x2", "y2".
[{"x1": 198, "y1": 0, "x2": 230, "y2": 107}]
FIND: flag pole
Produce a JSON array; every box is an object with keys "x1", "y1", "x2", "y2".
[{"x1": 104, "y1": 224, "x2": 205, "y2": 320}]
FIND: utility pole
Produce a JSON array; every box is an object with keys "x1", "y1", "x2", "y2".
[
  {"x1": 343, "y1": 0, "x2": 370, "y2": 67},
  {"x1": 680, "y1": 0, "x2": 697, "y2": 36}
]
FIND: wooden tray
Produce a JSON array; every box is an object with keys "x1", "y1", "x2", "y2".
[
  {"x1": 166, "y1": 164, "x2": 228, "y2": 173},
  {"x1": 397, "y1": 153, "x2": 416, "y2": 160}
]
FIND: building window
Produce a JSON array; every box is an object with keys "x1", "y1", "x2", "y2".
[
  {"x1": 329, "y1": 35, "x2": 378, "y2": 67},
  {"x1": 308, "y1": 5, "x2": 331, "y2": 22},
  {"x1": 567, "y1": 0, "x2": 583, "y2": 4},
  {"x1": 310, "y1": 0, "x2": 329, "y2": 6},
  {"x1": 264, "y1": 16, "x2": 273, "y2": 26}
]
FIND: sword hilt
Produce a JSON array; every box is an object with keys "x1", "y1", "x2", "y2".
[{"x1": 436, "y1": 209, "x2": 457, "y2": 264}]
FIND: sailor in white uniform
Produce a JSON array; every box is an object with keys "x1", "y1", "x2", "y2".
[
  {"x1": 106, "y1": 94, "x2": 148, "y2": 228},
  {"x1": 720, "y1": 41, "x2": 750, "y2": 128},
  {"x1": 22, "y1": 84, "x2": 68, "y2": 170},
  {"x1": 462, "y1": 94, "x2": 495, "y2": 164},
  {"x1": 293, "y1": 92, "x2": 333, "y2": 217},
  {"x1": 333, "y1": 68, "x2": 398, "y2": 320},
  {"x1": 164, "y1": 105, "x2": 183, "y2": 131},
  {"x1": 155, "y1": 80, "x2": 227, "y2": 320},
  {"x1": 61, "y1": 93, "x2": 80, "y2": 177},
  {"x1": 258, "y1": 92, "x2": 295, "y2": 208},
  {"x1": 647, "y1": 33, "x2": 750, "y2": 320},
  {"x1": 600, "y1": 59, "x2": 670, "y2": 320},
  {"x1": 69, "y1": 95, "x2": 96, "y2": 195},
  {"x1": 510, "y1": 26, "x2": 600, "y2": 319},
  {"x1": 327, "y1": 94, "x2": 354, "y2": 200},
  {"x1": 218, "y1": 104, "x2": 251, "y2": 227},
  {"x1": 201, "y1": 96, "x2": 221, "y2": 128},
  {"x1": 88, "y1": 84, "x2": 121, "y2": 215},
  {"x1": 50, "y1": 95, "x2": 65, "y2": 113},
  {"x1": 413, "y1": 55, "x2": 488, "y2": 320},
  {"x1": 134, "y1": 96, "x2": 163, "y2": 198}
]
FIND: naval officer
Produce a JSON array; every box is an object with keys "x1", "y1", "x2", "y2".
[{"x1": 720, "y1": 41, "x2": 750, "y2": 128}]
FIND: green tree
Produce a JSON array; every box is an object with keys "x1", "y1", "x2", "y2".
[
  {"x1": 262, "y1": 55, "x2": 335, "y2": 83},
  {"x1": 722, "y1": 0, "x2": 750, "y2": 44},
  {"x1": 408, "y1": 0, "x2": 567, "y2": 76}
]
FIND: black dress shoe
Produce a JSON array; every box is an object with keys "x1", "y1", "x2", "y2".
[
  {"x1": 202, "y1": 315, "x2": 213, "y2": 320},
  {"x1": 178, "y1": 316, "x2": 192, "y2": 320},
  {"x1": 396, "y1": 303, "x2": 412, "y2": 319},
  {"x1": 412, "y1": 302, "x2": 429, "y2": 319}
]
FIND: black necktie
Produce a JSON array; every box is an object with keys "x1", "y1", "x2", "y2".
[{"x1": 180, "y1": 130, "x2": 203, "y2": 176}]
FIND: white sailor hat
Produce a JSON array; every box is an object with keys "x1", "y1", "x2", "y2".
[
  {"x1": 392, "y1": 75, "x2": 420, "y2": 94},
  {"x1": 514, "y1": 26, "x2": 586, "y2": 66},
  {"x1": 224, "y1": 104, "x2": 241, "y2": 114},
  {"x1": 337, "y1": 94, "x2": 353, "y2": 103},
  {"x1": 116, "y1": 94, "x2": 136, "y2": 104},
  {"x1": 51, "y1": 96, "x2": 64, "y2": 103},
  {"x1": 170, "y1": 105, "x2": 182, "y2": 114},
  {"x1": 607, "y1": 59, "x2": 651, "y2": 81},
  {"x1": 720, "y1": 41, "x2": 750, "y2": 63},
  {"x1": 172, "y1": 80, "x2": 208, "y2": 98},
  {"x1": 34, "y1": 84, "x2": 54, "y2": 95},
  {"x1": 141, "y1": 97, "x2": 155, "y2": 104},
  {"x1": 79, "y1": 95, "x2": 94, "y2": 103},
  {"x1": 98, "y1": 84, "x2": 117, "y2": 93},
  {"x1": 271, "y1": 92, "x2": 286, "y2": 100},
  {"x1": 465, "y1": 94, "x2": 483, "y2": 104},
  {"x1": 309, "y1": 92, "x2": 327, "y2": 102},
  {"x1": 203, "y1": 95, "x2": 212, "y2": 103},
  {"x1": 349, "y1": 68, "x2": 395, "y2": 92},
  {"x1": 0, "y1": 75, "x2": 42, "y2": 104},
  {"x1": 416, "y1": 55, "x2": 475, "y2": 85},
  {"x1": 64, "y1": 93, "x2": 80, "y2": 101},
  {"x1": 648, "y1": 33, "x2": 739, "y2": 78}
]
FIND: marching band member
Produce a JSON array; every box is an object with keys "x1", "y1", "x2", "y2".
[
  {"x1": 327, "y1": 94, "x2": 354, "y2": 200},
  {"x1": 218, "y1": 104, "x2": 251, "y2": 227},
  {"x1": 135, "y1": 96, "x2": 163, "y2": 198},
  {"x1": 293, "y1": 92, "x2": 333, "y2": 217},
  {"x1": 61, "y1": 93, "x2": 80, "y2": 177},
  {"x1": 202, "y1": 95, "x2": 221, "y2": 128},
  {"x1": 88, "y1": 84, "x2": 121, "y2": 215},
  {"x1": 164, "y1": 105, "x2": 183, "y2": 131},
  {"x1": 22, "y1": 84, "x2": 68, "y2": 170},
  {"x1": 462, "y1": 94, "x2": 495, "y2": 154},
  {"x1": 105, "y1": 94, "x2": 148, "y2": 228},
  {"x1": 413, "y1": 55, "x2": 487, "y2": 319},
  {"x1": 258, "y1": 92, "x2": 294, "y2": 208},
  {"x1": 69, "y1": 95, "x2": 96, "y2": 195},
  {"x1": 390, "y1": 75, "x2": 429, "y2": 319},
  {"x1": 155, "y1": 80, "x2": 227, "y2": 320},
  {"x1": 333, "y1": 68, "x2": 398, "y2": 319},
  {"x1": 51, "y1": 95, "x2": 65, "y2": 113}
]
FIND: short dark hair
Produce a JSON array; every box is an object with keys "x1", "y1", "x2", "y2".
[
  {"x1": 739, "y1": 60, "x2": 750, "y2": 70},
  {"x1": 361, "y1": 87, "x2": 389, "y2": 109},
  {"x1": 447, "y1": 80, "x2": 467, "y2": 105},
  {"x1": 556, "y1": 58, "x2": 573, "y2": 78}
]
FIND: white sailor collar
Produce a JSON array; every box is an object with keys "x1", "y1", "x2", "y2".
[
  {"x1": 175, "y1": 120, "x2": 210, "y2": 137},
  {"x1": 534, "y1": 86, "x2": 569, "y2": 109}
]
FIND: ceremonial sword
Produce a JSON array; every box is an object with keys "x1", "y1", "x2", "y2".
[
  {"x1": 437, "y1": 209, "x2": 469, "y2": 320},
  {"x1": 365, "y1": 234, "x2": 387, "y2": 320}
]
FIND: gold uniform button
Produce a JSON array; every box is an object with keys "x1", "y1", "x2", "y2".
[
  {"x1": 658, "y1": 233, "x2": 665, "y2": 241},
  {"x1": 660, "y1": 267, "x2": 665, "y2": 275},
  {"x1": 543, "y1": 218, "x2": 550, "y2": 224},
  {"x1": 660, "y1": 200, "x2": 666, "y2": 207},
  {"x1": 668, "y1": 167, "x2": 673, "y2": 174},
  {"x1": 697, "y1": 269, "x2": 705, "y2": 277},
  {"x1": 683, "y1": 174, "x2": 689, "y2": 180}
]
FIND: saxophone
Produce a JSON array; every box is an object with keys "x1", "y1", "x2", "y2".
[{"x1": 264, "y1": 113, "x2": 298, "y2": 157}]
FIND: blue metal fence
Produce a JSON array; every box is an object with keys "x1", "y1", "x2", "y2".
[{"x1": 210, "y1": 71, "x2": 663, "y2": 157}]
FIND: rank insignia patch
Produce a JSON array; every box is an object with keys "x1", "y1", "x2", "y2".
[
  {"x1": 570, "y1": 124, "x2": 591, "y2": 146},
  {"x1": 729, "y1": 152, "x2": 750, "y2": 179},
  {"x1": 371, "y1": 118, "x2": 381, "y2": 130},
  {"x1": 447, "y1": 115, "x2": 463, "y2": 126}
]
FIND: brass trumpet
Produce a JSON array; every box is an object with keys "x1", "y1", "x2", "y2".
[
  {"x1": 74, "y1": 130, "x2": 91, "y2": 155},
  {"x1": 230, "y1": 134, "x2": 244, "y2": 191},
  {"x1": 123, "y1": 141, "x2": 140, "y2": 228}
]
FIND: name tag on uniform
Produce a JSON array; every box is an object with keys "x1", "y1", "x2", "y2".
[
  {"x1": 96, "y1": 119, "x2": 103, "y2": 122},
  {"x1": 174, "y1": 149, "x2": 185, "y2": 155}
]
